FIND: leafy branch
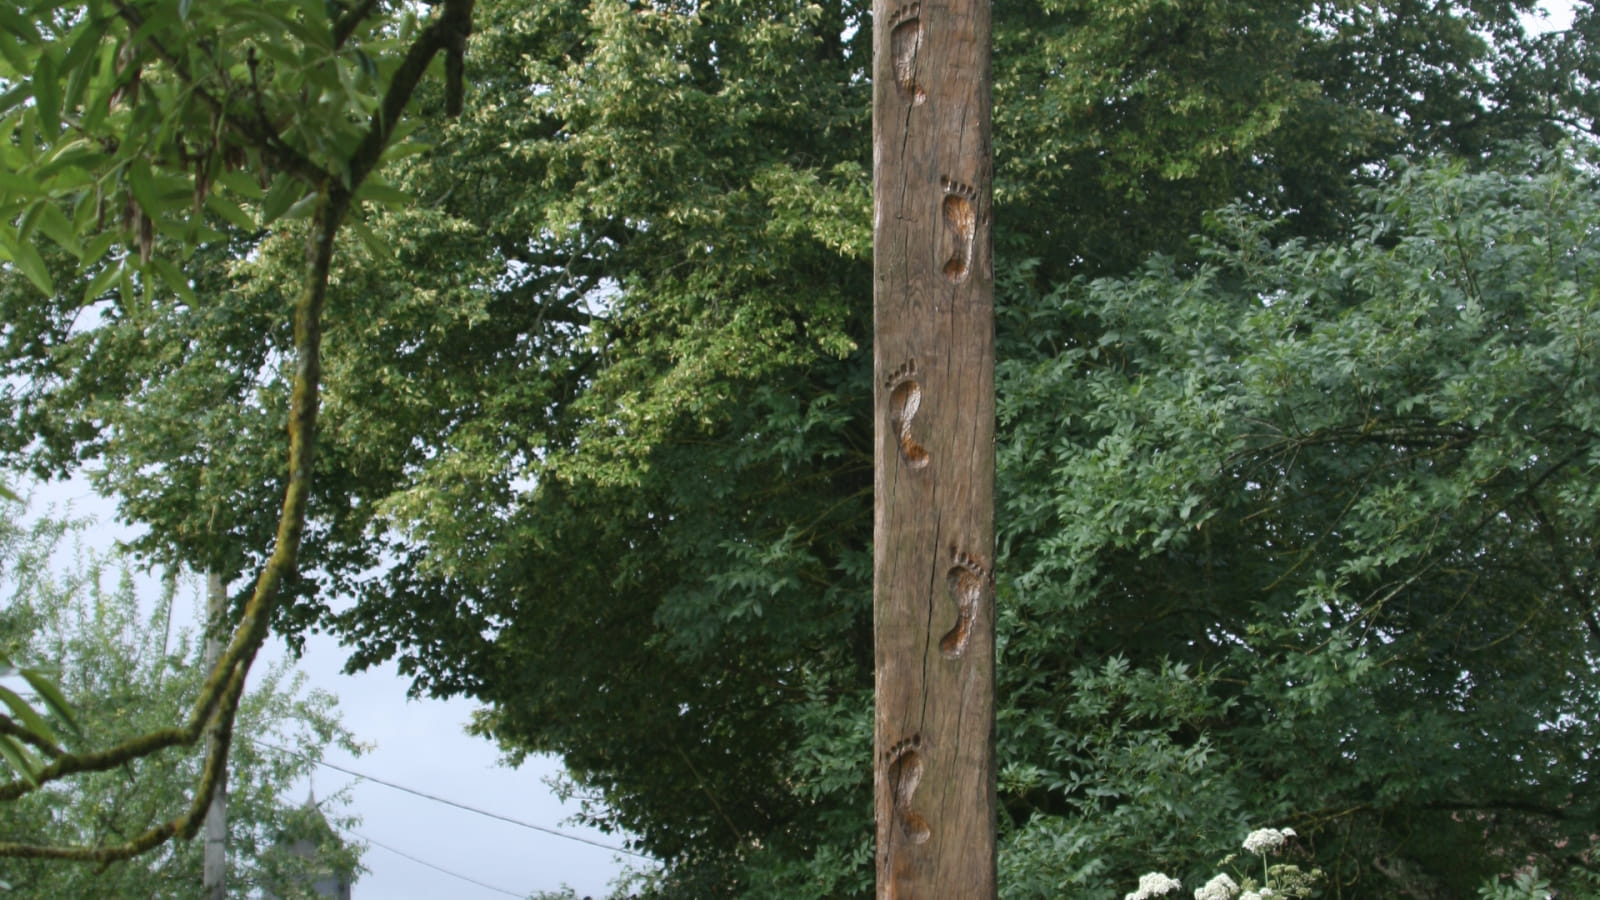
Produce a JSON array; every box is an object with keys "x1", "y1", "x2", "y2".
[{"x1": 0, "y1": 0, "x2": 475, "y2": 863}]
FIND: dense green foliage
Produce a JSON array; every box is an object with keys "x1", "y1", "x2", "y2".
[
  {"x1": 4, "y1": 0, "x2": 1600, "y2": 895},
  {"x1": 995, "y1": 147, "x2": 1600, "y2": 896},
  {"x1": 0, "y1": 504, "x2": 362, "y2": 895}
]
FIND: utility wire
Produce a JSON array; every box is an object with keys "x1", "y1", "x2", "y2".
[
  {"x1": 246, "y1": 737, "x2": 650, "y2": 859},
  {"x1": 346, "y1": 827, "x2": 527, "y2": 898}
]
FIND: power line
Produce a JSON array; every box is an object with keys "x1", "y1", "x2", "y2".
[
  {"x1": 347, "y1": 827, "x2": 527, "y2": 899},
  {"x1": 246, "y1": 737, "x2": 651, "y2": 860}
]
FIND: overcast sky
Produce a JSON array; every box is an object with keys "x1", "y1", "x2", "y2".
[
  {"x1": 284, "y1": 636, "x2": 645, "y2": 900},
  {"x1": 22, "y1": 478, "x2": 646, "y2": 900}
]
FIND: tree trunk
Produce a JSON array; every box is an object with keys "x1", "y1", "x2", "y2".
[
  {"x1": 202, "y1": 570, "x2": 227, "y2": 900},
  {"x1": 871, "y1": 0, "x2": 996, "y2": 894}
]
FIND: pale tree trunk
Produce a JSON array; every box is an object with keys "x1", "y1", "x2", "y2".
[
  {"x1": 202, "y1": 570, "x2": 227, "y2": 900},
  {"x1": 871, "y1": 0, "x2": 996, "y2": 894}
]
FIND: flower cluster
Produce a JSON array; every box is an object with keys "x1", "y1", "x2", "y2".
[
  {"x1": 1194, "y1": 873, "x2": 1239, "y2": 900},
  {"x1": 1242, "y1": 827, "x2": 1296, "y2": 856},
  {"x1": 1126, "y1": 872, "x2": 1183, "y2": 899},
  {"x1": 1124, "y1": 825, "x2": 1320, "y2": 900}
]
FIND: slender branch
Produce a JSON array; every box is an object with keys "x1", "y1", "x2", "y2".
[
  {"x1": 0, "y1": 0, "x2": 476, "y2": 861},
  {"x1": 347, "y1": 0, "x2": 476, "y2": 188},
  {"x1": 109, "y1": 0, "x2": 328, "y2": 186},
  {"x1": 332, "y1": 0, "x2": 385, "y2": 50},
  {"x1": 0, "y1": 717, "x2": 63, "y2": 760}
]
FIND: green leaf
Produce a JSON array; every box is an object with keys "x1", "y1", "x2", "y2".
[
  {"x1": 79, "y1": 230, "x2": 120, "y2": 268},
  {"x1": 32, "y1": 48, "x2": 60, "y2": 139},
  {"x1": 378, "y1": 141, "x2": 431, "y2": 167},
  {"x1": 0, "y1": 683, "x2": 59, "y2": 749},
  {"x1": 28, "y1": 199, "x2": 83, "y2": 258},
  {"x1": 35, "y1": 137, "x2": 102, "y2": 180},
  {"x1": 0, "y1": 6, "x2": 41, "y2": 46},
  {"x1": 0, "y1": 169, "x2": 44, "y2": 200},
  {"x1": 59, "y1": 14, "x2": 107, "y2": 112},
  {"x1": 1, "y1": 231, "x2": 56, "y2": 296},
  {"x1": 127, "y1": 160, "x2": 179, "y2": 219},
  {"x1": 19, "y1": 668, "x2": 80, "y2": 742},
  {"x1": 353, "y1": 177, "x2": 409, "y2": 208},
  {"x1": 216, "y1": 170, "x2": 266, "y2": 201},
  {"x1": 260, "y1": 174, "x2": 307, "y2": 225},
  {"x1": 346, "y1": 215, "x2": 389, "y2": 260},
  {"x1": 16, "y1": 199, "x2": 47, "y2": 242},
  {"x1": 0, "y1": 82, "x2": 32, "y2": 118},
  {"x1": 150, "y1": 257, "x2": 197, "y2": 307},
  {"x1": 204, "y1": 189, "x2": 258, "y2": 232},
  {"x1": 0, "y1": 31, "x2": 33, "y2": 77},
  {"x1": 0, "y1": 734, "x2": 40, "y2": 786},
  {"x1": 81, "y1": 257, "x2": 122, "y2": 305}
]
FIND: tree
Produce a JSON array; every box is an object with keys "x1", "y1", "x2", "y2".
[
  {"x1": 290, "y1": 4, "x2": 1582, "y2": 894},
  {"x1": 0, "y1": 503, "x2": 363, "y2": 896},
  {"x1": 3, "y1": 0, "x2": 1596, "y2": 894},
  {"x1": 0, "y1": 0, "x2": 473, "y2": 864},
  {"x1": 993, "y1": 143, "x2": 1600, "y2": 895}
]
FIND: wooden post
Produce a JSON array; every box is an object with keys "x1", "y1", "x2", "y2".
[{"x1": 871, "y1": 0, "x2": 995, "y2": 894}]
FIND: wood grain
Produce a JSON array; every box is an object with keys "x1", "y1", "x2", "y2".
[{"x1": 872, "y1": 0, "x2": 995, "y2": 894}]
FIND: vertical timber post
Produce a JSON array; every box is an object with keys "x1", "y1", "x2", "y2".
[{"x1": 871, "y1": 0, "x2": 995, "y2": 893}]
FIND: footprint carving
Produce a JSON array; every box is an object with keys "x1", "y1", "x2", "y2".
[
  {"x1": 884, "y1": 735, "x2": 931, "y2": 844},
  {"x1": 889, "y1": 4, "x2": 926, "y2": 107},
  {"x1": 939, "y1": 548, "x2": 991, "y2": 658},
  {"x1": 940, "y1": 177, "x2": 977, "y2": 284},
  {"x1": 886, "y1": 360, "x2": 930, "y2": 469}
]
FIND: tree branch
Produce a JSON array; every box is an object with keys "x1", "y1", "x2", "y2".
[
  {"x1": 0, "y1": 717, "x2": 63, "y2": 760},
  {"x1": 0, "y1": 0, "x2": 475, "y2": 862},
  {"x1": 108, "y1": 0, "x2": 328, "y2": 187}
]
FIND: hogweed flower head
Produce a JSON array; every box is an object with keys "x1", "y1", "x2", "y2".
[
  {"x1": 1242, "y1": 827, "x2": 1296, "y2": 856},
  {"x1": 1194, "y1": 873, "x2": 1239, "y2": 900},
  {"x1": 1126, "y1": 872, "x2": 1183, "y2": 900}
]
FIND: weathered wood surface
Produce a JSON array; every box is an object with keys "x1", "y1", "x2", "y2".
[{"x1": 872, "y1": 0, "x2": 995, "y2": 894}]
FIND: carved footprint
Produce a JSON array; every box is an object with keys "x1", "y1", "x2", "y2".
[
  {"x1": 941, "y1": 177, "x2": 977, "y2": 284},
  {"x1": 886, "y1": 360, "x2": 930, "y2": 469},
  {"x1": 889, "y1": 4, "x2": 926, "y2": 107},
  {"x1": 884, "y1": 735, "x2": 931, "y2": 843},
  {"x1": 939, "y1": 548, "x2": 990, "y2": 658}
]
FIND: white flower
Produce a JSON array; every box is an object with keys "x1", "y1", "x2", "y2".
[
  {"x1": 1242, "y1": 826, "x2": 1296, "y2": 855},
  {"x1": 1126, "y1": 872, "x2": 1183, "y2": 899},
  {"x1": 1241, "y1": 890, "x2": 1276, "y2": 900},
  {"x1": 1193, "y1": 873, "x2": 1239, "y2": 900}
]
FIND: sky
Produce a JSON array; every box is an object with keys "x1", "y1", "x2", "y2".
[
  {"x1": 285, "y1": 633, "x2": 647, "y2": 900},
  {"x1": 21, "y1": 478, "x2": 648, "y2": 900},
  {"x1": 288, "y1": 637, "x2": 643, "y2": 896}
]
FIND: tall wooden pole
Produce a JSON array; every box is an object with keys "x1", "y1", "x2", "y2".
[{"x1": 871, "y1": 0, "x2": 995, "y2": 894}]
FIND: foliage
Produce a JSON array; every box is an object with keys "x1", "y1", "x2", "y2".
[
  {"x1": 0, "y1": 0, "x2": 471, "y2": 864},
  {"x1": 1478, "y1": 869, "x2": 1554, "y2": 900},
  {"x1": 995, "y1": 144, "x2": 1600, "y2": 896},
  {"x1": 0, "y1": 488, "x2": 78, "y2": 793},
  {"x1": 3, "y1": 0, "x2": 1599, "y2": 894},
  {"x1": 0, "y1": 503, "x2": 363, "y2": 896},
  {"x1": 0, "y1": 652, "x2": 76, "y2": 789}
]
